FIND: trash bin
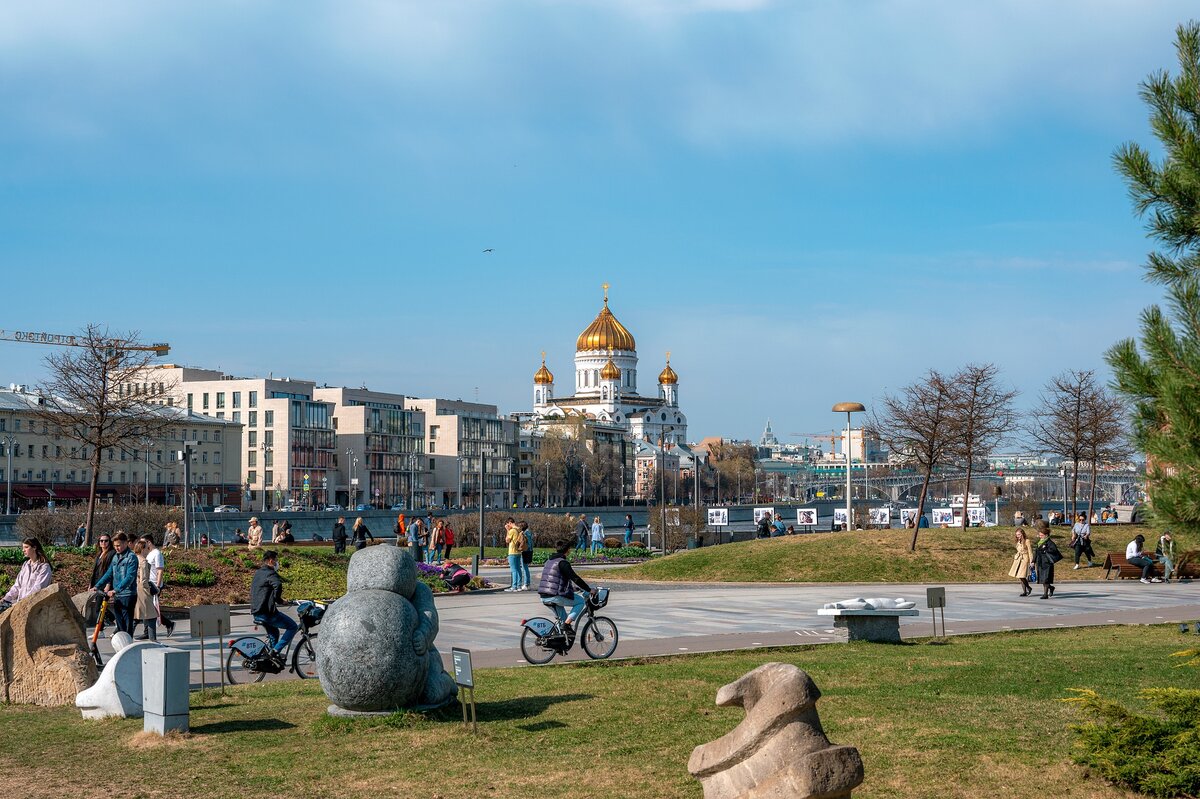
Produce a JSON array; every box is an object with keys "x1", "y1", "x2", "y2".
[{"x1": 687, "y1": 536, "x2": 697, "y2": 549}]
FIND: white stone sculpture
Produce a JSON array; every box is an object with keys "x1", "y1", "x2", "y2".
[
  {"x1": 821, "y1": 597, "x2": 915, "y2": 611},
  {"x1": 76, "y1": 631, "x2": 162, "y2": 719}
]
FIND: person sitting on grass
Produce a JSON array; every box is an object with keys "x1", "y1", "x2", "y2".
[
  {"x1": 537, "y1": 538, "x2": 592, "y2": 632},
  {"x1": 441, "y1": 561, "x2": 472, "y2": 593}
]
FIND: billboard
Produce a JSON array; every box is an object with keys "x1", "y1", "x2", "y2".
[
  {"x1": 931, "y1": 508, "x2": 954, "y2": 525},
  {"x1": 707, "y1": 508, "x2": 729, "y2": 526},
  {"x1": 796, "y1": 508, "x2": 818, "y2": 526},
  {"x1": 899, "y1": 508, "x2": 919, "y2": 527},
  {"x1": 869, "y1": 508, "x2": 891, "y2": 526}
]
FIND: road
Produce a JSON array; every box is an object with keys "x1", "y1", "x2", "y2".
[{"x1": 93, "y1": 577, "x2": 1200, "y2": 687}]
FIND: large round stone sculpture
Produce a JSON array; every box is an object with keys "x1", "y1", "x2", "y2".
[{"x1": 318, "y1": 546, "x2": 457, "y2": 714}]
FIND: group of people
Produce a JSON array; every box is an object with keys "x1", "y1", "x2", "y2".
[
  {"x1": 1010, "y1": 515, "x2": 1177, "y2": 597},
  {"x1": 755, "y1": 512, "x2": 792, "y2": 538},
  {"x1": 88, "y1": 531, "x2": 176, "y2": 640},
  {"x1": 392, "y1": 514, "x2": 456, "y2": 564},
  {"x1": 570, "y1": 513, "x2": 637, "y2": 554}
]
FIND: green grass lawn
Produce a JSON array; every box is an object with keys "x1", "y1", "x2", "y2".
[
  {"x1": 597, "y1": 524, "x2": 1188, "y2": 584},
  {"x1": 0, "y1": 625, "x2": 1191, "y2": 798}
]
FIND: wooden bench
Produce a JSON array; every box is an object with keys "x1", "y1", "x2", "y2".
[{"x1": 1103, "y1": 552, "x2": 1165, "y2": 580}]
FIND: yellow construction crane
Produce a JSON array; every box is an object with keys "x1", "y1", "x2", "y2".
[
  {"x1": 791, "y1": 431, "x2": 840, "y2": 457},
  {"x1": 0, "y1": 329, "x2": 170, "y2": 356}
]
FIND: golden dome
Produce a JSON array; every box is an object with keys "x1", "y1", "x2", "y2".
[
  {"x1": 576, "y1": 285, "x2": 636, "y2": 352},
  {"x1": 600, "y1": 358, "x2": 621, "y2": 380},
  {"x1": 658, "y1": 352, "x2": 678, "y2": 385},
  {"x1": 533, "y1": 353, "x2": 554, "y2": 385}
]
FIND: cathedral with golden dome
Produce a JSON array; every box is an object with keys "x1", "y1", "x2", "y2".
[{"x1": 530, "y1": 285, "x2": 688, "y2": 446}]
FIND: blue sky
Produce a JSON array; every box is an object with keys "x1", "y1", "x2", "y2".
[{"x1": 0, "y1": 1, "x2": 1190, "y2": 445}]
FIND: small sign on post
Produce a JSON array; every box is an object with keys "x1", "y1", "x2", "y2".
[
  {"x1": 926, "y1": 587, "x2": 946, "y2": 638},
  {"x1": 452, "y1": 647, "x2": 477, "y2": 733},
  {"x1": 796, "y1": 508, "x2": 818, "y2": 531},
  {"x1": 189, "y1": 604, "x2": 231, "y2": 692}
]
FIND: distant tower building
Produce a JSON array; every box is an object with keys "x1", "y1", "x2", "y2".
[
  {"x1": 533, "y1": 352, "x2": 554, "y2": 408},
  {"x1": 659, "y1": 352, "x2": 678, "y2": 408},
  {"x1": 760, "y1": 419, "x2": 780, "y2": 448}
]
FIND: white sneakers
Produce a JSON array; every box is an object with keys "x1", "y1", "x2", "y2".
[
  {"x1": 1140, "y1": 578, "x2": 1151, "y2": 584},
  {"x1": 1073, "y1": 564, "x2": 1081, "y2": 570},
  {"x1": 1151, "y1": 577, "x2": 1164, "y2": 583},
  {"x1": 506, "y1": 585, "x2": 530, "y2": 592}
]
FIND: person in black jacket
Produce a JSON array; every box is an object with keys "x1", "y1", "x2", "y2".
[
  {"x1": 351, "y1": 517, "x2": 374, "y2": 551},
  {"x1": 250, "y1": 551, "x2": 297, "y2": 657},
  {"x1": 1033, "y1": 525, "x2": 1063, "y2": 599},
  {"x1": 331, "y1": 517, "x2": 348, "y2": 554},
  {"x1": 536, "y1": 538, "x2": 593, "y2": 630}
]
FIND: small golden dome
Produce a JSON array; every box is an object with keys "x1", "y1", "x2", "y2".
[
  {"x1": 600, "y1": 358, "x2": 621, "y2": 380},
  {"x1": 533, "y1": 353, "x2": 554, "y2": 385},
  {"x1": 576, "y1": 286, "x2": 636, "y2": 352},
  {"x1": 658, "y1": 352, "x2": 678, "y2": 385}
]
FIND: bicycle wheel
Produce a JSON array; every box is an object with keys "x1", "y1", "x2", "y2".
[
  {"x1": 520, "y1": 626, "x2": 558, "y2": 665},
  {"x1": 581, "y1": 616, "x2": 619, "y2": 660},
  {"x1": 226, "y1": 636, "x2": 268, "y2": 684},
  {"x1": 291, "y1": 633, "x2": 317, "y2": 679}
]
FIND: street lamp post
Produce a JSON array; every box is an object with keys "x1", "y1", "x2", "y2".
[
  {"x1": 544, "y1": 460, "x2": 550, "y2": 508},
  {"x1": 582, "y1": 463, "x2": 587, "y2": 508},
  {"x1": 2, "y1": 434, "x2": 15, "y2": 515},
  {"x1": 832, "y1": 403, "x2": 866, "y2": 530},
  {"x1": 140, "y1": 437, "x2": 153, "y2": 507},
  {"x1": 260, "y1": 443, "x2": 273, "y2": 512}
]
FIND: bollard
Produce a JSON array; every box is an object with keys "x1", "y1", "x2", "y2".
[{"x1": 142, "y1": 647, "x2": 190, "y2": 735}]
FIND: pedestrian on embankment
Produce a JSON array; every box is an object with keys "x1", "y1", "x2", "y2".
[
  {"x1": 1034, "y1": 525, "x2": 1062, "y2": 599},
  {"x1": 1009, "y1": 528, "x2": 1034, "y2": 597}
]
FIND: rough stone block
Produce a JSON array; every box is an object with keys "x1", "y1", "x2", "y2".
[{"x1": 0, "y1": 584, "x2": 97, "y2": 706}]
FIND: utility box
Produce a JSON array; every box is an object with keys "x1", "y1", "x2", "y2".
[{"x1": 142, "y1": 647, "x2": 190, "y2": 735}]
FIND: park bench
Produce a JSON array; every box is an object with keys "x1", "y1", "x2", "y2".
[
  {"x1": 1102, "y1": 552, "x2": 1162, "y2": 580},
  {"x1": 817, "y1": 601, "x2": 919, "y2": 643}
]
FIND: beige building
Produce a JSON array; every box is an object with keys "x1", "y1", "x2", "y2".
[
  {"x1": 0, "y1": 385, "x2": 242, "y2": 512},
  {"x1": 312, "y1": 386, "x2": 425, "y2": 509},
  {"x1": 405, "y1": 398, "x2": 518, "y2": 509},
  {"x1": 139, "y1": 366, "x2": 336, "y2": 510}
]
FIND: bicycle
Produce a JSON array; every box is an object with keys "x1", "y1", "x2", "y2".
[
  {"x1": 520, "y1": 587, "x2": 618, "y2": 664},
  {"x1": 225, "y1": 600, "x2": 328, "y2": 684}
]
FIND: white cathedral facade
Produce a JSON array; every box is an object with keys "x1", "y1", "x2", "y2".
[{"x1": 530, "y1": 287, "x2": 688, "y2": 446}]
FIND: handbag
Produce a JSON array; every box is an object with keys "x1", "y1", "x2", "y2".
[{"x1": 1028, "y1": 565, "x2": 1037, "y2": 582}]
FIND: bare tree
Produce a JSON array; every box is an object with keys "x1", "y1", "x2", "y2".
[
  {"x1": 1026, "y1": 370, "x2": 1096, "y2": 517},
  {"x1": 946, "y1": 364, "x2": 1018, "y2": 530},
  {"x1": 868, "y1": 370, "x2": 955, "y2": 551},
  {"x1": 1082, "y1": 386, "x2": 1131, "y2": 520},
  {"x1": 32, "y1": 325, "x2": 176, "y2": 545}
]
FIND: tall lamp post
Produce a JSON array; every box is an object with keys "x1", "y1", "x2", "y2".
[
  {"x1": 832, "y1": 403, "x2": 865, "y2": 530},
  {"x1": 2, "y1": 434, "x2": 16, "y2": 515},
  {"x1": 260, "y1": 443, "x2": 273, "y2": 512},
  {"x1": 140, "y1": 436, "x2": 153, "y2": 507}
]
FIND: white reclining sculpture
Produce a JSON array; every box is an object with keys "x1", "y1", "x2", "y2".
[
  {"x1": 821, "y1": 597, "x2": 916, "y2": 610},
  {"x1": 76, "y1": 632, "x2": 162, "y2": 719}
]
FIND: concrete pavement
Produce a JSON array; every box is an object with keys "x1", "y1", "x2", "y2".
[{"x1": 93, "y1": 577, "x2": 1200, "y2": 687}]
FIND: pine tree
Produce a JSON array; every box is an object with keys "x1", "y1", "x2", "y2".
[{"x1": 1107, "y1": 21, "x2": 1200, "y2": 532}]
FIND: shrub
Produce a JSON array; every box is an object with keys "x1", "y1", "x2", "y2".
[
  {"x1": 441, "y1": 511, "x2": 580, "y2": 549},
  {"x1": 603, "y1": 536, "x2": 622, "y2": 549},
  {"x1": 1066, "y1": 686, "x2": 1200, "y2": 797},
  {"x1": 15, "y1": 506, "x2": 187, "y2": 546},
  {"x1": 166, "y1": 564, "x2": 216, "y2": 587}
]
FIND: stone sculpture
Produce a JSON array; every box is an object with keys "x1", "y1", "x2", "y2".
[
  {"x1": 689, "y1": 662, "x2": 863, "y2": 799},
  {"x1": 76, "y1": 631, "x2": 162, "y2": 719},
  {"x1": 0, "y1": 583, "x2": 98, "y2": 706},
  {"x1": 821, "y1": 597, "x2": 915, "y2": 610},
  {"x1": 318, "y1": 545, "x2": 457, "y2": 714}
]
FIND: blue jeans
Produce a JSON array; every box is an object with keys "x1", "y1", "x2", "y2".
[
  {"x1": 542, "y1": 594, "x2": 587, "y2": 625},
  {"x1": 1159, "y1": 554, "x2": 1175, "y2": 579},
  {"x1": 255, "y1": 610, "x2": 298, "y2": 653},
  {"x1": 431, "y1": 544, "x2": 444, "y2": 565},
  {"x1": 1128, "y1": 555, "x2": 1156, "y2": 580},
  {"x1": 590, "y1": 539, "x2": 602, "y2": 555},
  {"x1": 508, "y1": 554, "x2": 523, "y2": 588},
  {"x1": 111, "y1": 595, "x2": 135, "y2": 635},
  {"x1": 520, "y1": 557, "x2": 531, "y2": 587},
  {"x1": 624, "y1": 530, "x2": 632, "y2": 546}
]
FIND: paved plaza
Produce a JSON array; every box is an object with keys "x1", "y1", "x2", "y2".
[{"x1": 94, "y1": 577, "x2": 1200, "y2": 687}]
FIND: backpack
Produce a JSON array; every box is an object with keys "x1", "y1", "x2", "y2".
[{"x1": 513, "y1": 529, "x2": 527, "y2": 552}]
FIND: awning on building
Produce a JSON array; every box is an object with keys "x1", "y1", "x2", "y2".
[
  {"x1": 13, "y1": 487, "x2": 51, "y2": 499},
  {"x1": 51, "y1": 487, "x2": 91, "y2": 500}
]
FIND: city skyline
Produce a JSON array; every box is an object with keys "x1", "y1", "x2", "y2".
[{"x1": 0, "y1": 3, "x2": 1192, "y2": 441}]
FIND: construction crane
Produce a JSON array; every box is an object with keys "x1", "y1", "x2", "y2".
[
  {"x1": 0, "y1": 329, "x2": 170, "y2": 356},
  {"x1": 791, "y1": 431, "x2": 840, "y2": 457}
]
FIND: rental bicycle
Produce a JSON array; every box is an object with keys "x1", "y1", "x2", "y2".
[
  {"x1": 520, "y1": 587, "x2": 618, "y2": 664},
  {"x1": 226, "y1": 600, "x2": 328, "y2": 684}
]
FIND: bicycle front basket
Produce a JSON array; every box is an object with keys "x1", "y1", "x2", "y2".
[{"x1": 590, "y1": 587, "x2": 609, "y2": 609}]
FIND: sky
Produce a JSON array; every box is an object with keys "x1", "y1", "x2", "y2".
[{"x1": 0, "y1": 1, "x2": 1192, "y2": 447}]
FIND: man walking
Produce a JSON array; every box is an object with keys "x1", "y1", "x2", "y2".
[
  {"x1": 331, "y1": 516, "x2": 348, "y2": 555},
  {"x1": 574, "y1": 514, "x2": 589, "y2": 551},
  {"x1": 95, "y1": 532, "x2": 138, "y2": 635},
  {"x1": 138, "y1": 535, "x2": 175, "y2": 637}
]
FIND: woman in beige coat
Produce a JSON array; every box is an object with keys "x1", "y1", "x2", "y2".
[
  {"x1": 1008, "y1": 528, "x2": 1034, "y2": 597},
  {"x1": 132, "y1": 540, "x2": 159, "y2": 640},
  {"x1": 247, "y1": 517, "x2": 264, "y2": 549}
]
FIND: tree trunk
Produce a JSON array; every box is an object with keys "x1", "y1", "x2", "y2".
[
  {"x1": 912, "y1": 466, "x2": 933, "y2": 552},
  {"x1": 1071, "y1": 457, "x2": 1081, "y2": 519},
  {"x1": 1087, "y1": 461, "x2": 1098, "y2": 522},
  {"x1": 960, "y1": 462, "x2": 973, "y2": 530},
  {"x1": 85, "y1": 449, "x2": 102, "y2": 546}
]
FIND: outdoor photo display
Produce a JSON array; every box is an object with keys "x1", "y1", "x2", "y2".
[
  {"x1": 968, "y1": 506, "x2": 988, "y2": 524},
  {"x1": 899, "y1": 509, "x2": 919, "y2": 527},
  {"x1": 931, "y1": 508, "x2": 955, "y2": 525},
  {"x1": 708, "y1": 508, "x2": 729, "y2": 526},
  {"x1": 869, "y1": 508, "x2": 891, "y2": 526},
  {"x1": 796, "y1": 508, "x2": 818, "y2": 526},
  {"x1": 666, "y1": 508, "x2": 681, "y2": 527},
  {"x1": 753, "y1": 507, "x2": 775, "y2": 524},
  {"x1": 832, "y1": 508, "x2": 850, "y2": 527}
]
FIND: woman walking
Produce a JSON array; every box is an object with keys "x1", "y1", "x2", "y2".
[
  {"x1": 246, "y1": 517, "x2": 264, "y2": 549},
  {"x1": 442, "y1": 521, "x2": 455, "y2": 562},
  {"x1": 1008, "y1": 528, "x2": 1034, "y2": 597},
  {"x1": 352, "y1": 517, "x2": 375, "y2": 551},
  {"x1": 131, "y1": 539, "x2": 158, "y2": 641},
  {"x1": 429, "y1": 519, "x2": 444, "y2": 565},
  {"x1": 590, "y1": 516, "x2": 604, "y2": 556},
  {"x1": 519, "y1": 521, "x2": 534, "y2": 590},
  {"x1": 1034, "y1": 525, "x2": 1063, "y2": 599}
]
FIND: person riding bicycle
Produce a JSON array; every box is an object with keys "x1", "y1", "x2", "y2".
[
  {"x1": 536, "y1": 538, "x2": 593, "y2": 632},
  {"x1": 250, "y1": 550, "x2": 298, "y2": 663}
]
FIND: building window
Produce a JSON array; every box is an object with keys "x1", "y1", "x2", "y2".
[
  {"x1": 264, "y1": 431, "x2": 273, "y2": 446},
  {"x1": 120, "y1": 471, "x2": 126, "y2": 482},
  {"x1": 249, "y1": 391, "x2": 258, "y2": 408},
  {"x1": 264, "y1": 470, "x2": 273, "y2": 486},
  {"x1": 248, "y1": 411, "x2": 257, "y2": 428},
  {"x1": 202, "y1": 452, "x2": 208, "y2": 464},
  {"x1": 202, "y1": 393, "x2": 209, "y2": 410},
  {"x1": 248, "y1": 452, "x2": 257, "y2": 467},
  {"x1": 265, "y1": 410, "x2": 274, "y2": 427},
  {"x1": 216, "y1": 392, "x2": 225, "y2": 409},
  {"x1": 248, "y1": 431, "x2": 257, "y2": 447},
  {"x1": 216, "y1": 412, "x2": 224, "y2": 419},
  {"x1": 233, "y1": 391, "x2": 241, "y2": 409},
  {"x1": 187, "y1": 394, "x2": 193, "y2": 410},
  {"x1": 248, "y1": 470, "x2": 257, "y2": 484},
  {"x1": 429, "y1": 458, "x2": 435, "y2": 470},
  {"x1": 232, "y1": 412, "x2": 241, "y2": 423}
]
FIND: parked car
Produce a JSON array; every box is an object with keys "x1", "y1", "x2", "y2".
[
  {"x1": 325, "y1": 504, "x2": 344, "y2": 512},
  {"x1": 389, "y1": 503, "x2": 406, "y2": 511},
  {"x1": 355, "y1": 504, "x2": 370, "y2": 512},
  {"x1": 213, "y1": 505, "x2": 240, "y2": 513}
]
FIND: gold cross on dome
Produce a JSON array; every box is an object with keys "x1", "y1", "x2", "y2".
[
  {"x1": 666, "y1": 350, "x2": 671, "y2": 363},
  {"x1": 602, "y1": 282, "x2": 610, "y2": 303},
  {"x1": 541, "y1": 350, "x2": 546, "y2": 363}
]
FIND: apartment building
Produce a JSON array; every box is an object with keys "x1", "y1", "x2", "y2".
[
  {"x1": 312, "y1": 386, "x2": 425, "y2": 509},
  {"x1": 405, "y1": 398, "x2": 518, "y2": 509},
  {"x1": 0, "y1": 385, "x2": 241, "y2": 511}
]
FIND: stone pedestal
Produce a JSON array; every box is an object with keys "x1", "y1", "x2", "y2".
[
  {"x1": 817, "y1": 608, "x2": 919, "y2": 643},
  {"x1": 142, "y1": 647, "x2": 190, "y2": 735}
]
